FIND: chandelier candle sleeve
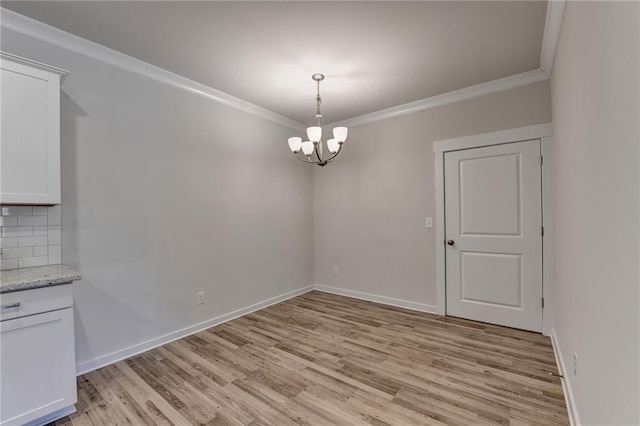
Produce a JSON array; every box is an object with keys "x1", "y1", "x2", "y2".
[{"x1": 287, "y1": 73, "x2": 348, "y2": 167}]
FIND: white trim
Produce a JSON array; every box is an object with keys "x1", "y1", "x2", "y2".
[
  {"x1": 550, "y1": 329, "x2": 580, "y2": 426},
  {"x1": 539, "y1": 0, "x2": 567, "y2": 77},
  {"x1": 1, "y1": 50, "x2": 68, "y2": 82},
  {"x1": 433, "y1": 123, "x2": 553, "y2": 153},
  {"x1": 75, "y1": 285, "x2": 314, "y2": 376},
  {"x1": 433, "y1": 124, "x2": 553, "y2": 328},
  {"x1": 434, "y1": 151, "x2": 446, "y2": 315},
  {"x1": 328, "y1": 70, "x2": 549, "y2": 129},
  {"x1": 541, "y1": 136, "x2": 555, "y2": 336},
  {"x1": 0, "y1": 8, "x2": 306, "y2": 132},
  {"x1": 314, "y1": 284, "x2": 439, "y2": 315}
]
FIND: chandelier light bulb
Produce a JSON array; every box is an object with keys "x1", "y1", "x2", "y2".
[
  {"x1": 306, "y1": 126, "x2": 322, "y2": 144},
  {"x1": 287, "y1": 73, "x2": 348, "y2": 167},
  {"x1": 288, "y1": 137, "x2": 302, "y2": 153},
  {"x1": 333, "y1": 127, "x2": 348, "y2": 143},
  {"x1": 327, "y1": 139, "x2": 340, "y2": 154},
  {"x1": 301, "y1": 141, "x2": 314, "y2": 156}
]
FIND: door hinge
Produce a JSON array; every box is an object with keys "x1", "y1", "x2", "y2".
[
  {"x1": 541, "y1": 226, "x2": 545, "y2": 237},
  {"x1": 540, "y1": 155, "x2": 544, "y2": 165},
  {"x1": 542, "y1": 298, "x2": 545, "y2": 308}
]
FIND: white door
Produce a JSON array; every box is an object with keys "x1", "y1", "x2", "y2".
[{"x1": 444, "y1": 139, "x2": 542, "y2": 332}]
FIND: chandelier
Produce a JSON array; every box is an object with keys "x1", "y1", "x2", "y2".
[{"x1": 287, "y1": 73, "x2": 348, "y2": 167}]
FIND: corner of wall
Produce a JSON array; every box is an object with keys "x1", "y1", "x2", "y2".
[{"x1": 550, "y1": 328, "x2": 580, "y2": 426}]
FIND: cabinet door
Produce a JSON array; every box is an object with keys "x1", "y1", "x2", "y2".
[
  {"x1": 0, "y1": 58, "x2": 62, "y2": 204},
  {"x1": 0, "y1": 308, "x2": 77, "y2": 426}
]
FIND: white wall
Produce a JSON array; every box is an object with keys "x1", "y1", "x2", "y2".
[
  {"x1": 550, "y1": 2, "x2": 640, "y2": 425},
  {"x1": 1, "y1": 29, "x2": 314, "y2": 371},
  {"x1": 314, "y1": 80, "x2": 551, "y2": 308}
]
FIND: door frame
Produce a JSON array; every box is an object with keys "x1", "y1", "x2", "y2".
[{"x1": 433, "y1": 123, "x2": 555, "y2": 335}]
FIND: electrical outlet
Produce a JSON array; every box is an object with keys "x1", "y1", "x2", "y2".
[
  {"x1": 425, "y1": 217, "x2": 433, "y2": 228},
  {"x1": 573, "y1": 352, "x2": 578, "y2": 375},
  {"x1": 197, "y1": 291, "x2": 206, "y2": 305},
  {"x1": 332, "y1": 267, "x2": 340, "y2": 277}
]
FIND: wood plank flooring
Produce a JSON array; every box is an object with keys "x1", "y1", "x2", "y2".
[{"x1": 51, "y1": 291, "x2": 568, "y2": 425}]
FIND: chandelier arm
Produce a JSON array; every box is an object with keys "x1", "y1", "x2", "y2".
[
  {"x1": 323, "y1": 146, "x2": 343, "y2": 164},
  {"x1": 314, "y1": 145, "x2": 323, "y2": 163},
  {"x1": 294, "y1": 151, "x2": 321, "y2": 165}
]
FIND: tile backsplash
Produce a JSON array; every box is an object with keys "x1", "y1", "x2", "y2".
[{"x1": 0, "y1": 205, "x2": 62, "y2": 270}]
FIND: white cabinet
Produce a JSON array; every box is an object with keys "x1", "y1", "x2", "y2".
[
  {"x1": 0, "y1": 52, "x2": 68, "y2": 205},
  {"x1": 0, "y1": 284, "x2": 77, "y2": 426}
]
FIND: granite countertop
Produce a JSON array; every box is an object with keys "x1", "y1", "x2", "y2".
[{"x1": 0, "y1": 264, "x2": 81, "y2": 293}]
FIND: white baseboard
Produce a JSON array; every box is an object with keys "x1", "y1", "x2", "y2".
[
  {"x1": 313, "y1": 284, "x2": 439, "y2": 314},
  {"x1": 75, "y1": 285, "x2": 314, "y2": 376},
  {"x1": 550, "y1": 328, "x2": 580, "y2": 426},
  {"x1": 76, "y1": 284, "x2": 439, "y2": 375}
]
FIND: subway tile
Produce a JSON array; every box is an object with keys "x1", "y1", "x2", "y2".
[
  {"x1": 33, "y1": 246, "x2": 48, "y2": 257},
  {"x1": 18, "y1": 236, "x2": 48, "y2": 247},
  {"x1": 19, "y1": 256, "x2": 48, "y2": 268},
  {"x1": 2, "y1": 247, "x2": 33, "y2": 259},
  {"x1": 48, "y1": 226, "x2": 61, "y2": 245},
  {"x1": 48, "y1": 245, "x2": 62, "y2": 265},
  {"x1": 18, "y1": 215, "x2": 47, "y2": 226},
  {"x1": 33, "y1": 226, "x2": 48, "y2": 236},
  {"x1": 33, "y1": 206, "x2": 48, "y2": 216},
  {"x1": 48, "y1": 205, "x2": 61, "y2": 226},
  {"x1": 1, "y1": 205, "x2": 64, "y2": 270},
  {"x1": 2, "y1": 227, "x2": 33, "y2": 238},
  {"x1": 0, "y1": 217, "x2": 18, "y2": 227},
  {"x1": 0, "y1": 259, "x2": 18, "y2": 270},
  {"x1": 1, "y1": 206, "x2": 33, "y2": 216},
  {"x1": 0, "y1": 237, "x2": 18, "y2": 248}
]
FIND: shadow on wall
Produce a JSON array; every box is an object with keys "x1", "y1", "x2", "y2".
[
  {"x1": 60, "y1": 91, "x2": 85, "y2": 272},
  {"x1": 71, "y1": 276, "x2": 161, "y2": 367}
]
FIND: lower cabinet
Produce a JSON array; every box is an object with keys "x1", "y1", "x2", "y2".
[{"x1": 0, "y1": 285, "x2": 77, "y2": 426}]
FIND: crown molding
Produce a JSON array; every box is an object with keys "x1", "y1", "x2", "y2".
[
  {"x1": 0, "y1": 8, "x2": 306, "y2": 132},
  {"x1": 328, "y1": 69, "x2": 549, "y2": 129},
  {"x1": 540, "y1": 0, "x2": 567, "y2": 77}
]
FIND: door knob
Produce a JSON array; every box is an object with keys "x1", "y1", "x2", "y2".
[{"x1": 447, "y1": 240, "x2": 455, "y2": 246}]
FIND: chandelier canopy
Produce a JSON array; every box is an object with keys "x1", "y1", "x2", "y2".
[{"x1": 287, "y1": 74, "x2": 348, "y2": 167}]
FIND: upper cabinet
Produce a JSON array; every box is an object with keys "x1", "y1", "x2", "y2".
[{"x1": 1, "y1": 52, "x2": 68, "y2": 205}]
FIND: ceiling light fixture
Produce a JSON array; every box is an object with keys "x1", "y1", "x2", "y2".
[{"x1": 287, "y1": 73, "x2": 348, "y2": 167}]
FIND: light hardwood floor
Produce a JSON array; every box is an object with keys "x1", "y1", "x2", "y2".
[{"x1": 51, "y1": 291, "x2": 568, "y2": 425}]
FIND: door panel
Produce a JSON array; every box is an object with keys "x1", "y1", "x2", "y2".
[
  {"x1": 445, "y1": 140, "x2": 542, "y2": 332},
  {"x1": 460, "y1": 154, "x2": 521, "y2": 236},
  {"x1": 461, "y1": 252, "x2": 522, "y2": 307}
]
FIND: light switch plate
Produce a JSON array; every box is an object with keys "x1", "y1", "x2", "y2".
[{"x1": 425, "y1": 217, "x2": 433, "y2": 228}]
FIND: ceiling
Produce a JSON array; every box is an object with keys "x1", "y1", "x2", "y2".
[{"x1": 3, "y1": 1, "x2": 547, "y2": 126}]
